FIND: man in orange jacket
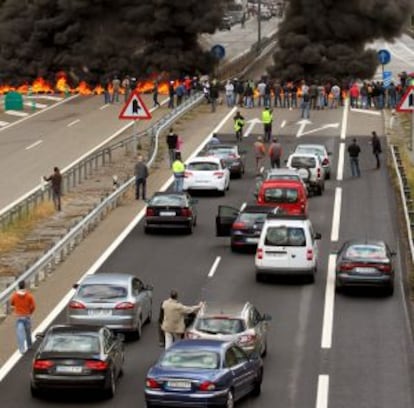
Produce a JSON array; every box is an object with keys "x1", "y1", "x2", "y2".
[{"x1": 10, "y1": 280, "x2": 36, "y2": 353}]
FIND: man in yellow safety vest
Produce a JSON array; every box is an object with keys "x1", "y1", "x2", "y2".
[{"x1": 261, "y1": 107, "x2": 273, "y2": 142}]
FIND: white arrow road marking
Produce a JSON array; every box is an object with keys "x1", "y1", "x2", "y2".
[
  {"x1": 244, "y1": 118, "x2": 262, "y2": 138},
  {"x1": 300, "y1": 123, "x2": 340, "y2": 136},
  {"x1": 24, "y1": 101, "x2": 47, "y2": 109},
  {"x1": 316, "y1": 375, "x2": 329, "y2": 408},
  {"x1": 5, "y1": 110, "x2": 29, "y2": 117},
  {"x1": 350, "y1": 108, "x2": 381, "y2": 116},
  {"x1": 25, "y1": 140, "x2": 43, "y2": 150},
  {"x1": 29, "y1": 95, "x2": 63, "y2": 101},
  {"x1": 296, "y1": 119, "x2": 312, "y2": 137}
]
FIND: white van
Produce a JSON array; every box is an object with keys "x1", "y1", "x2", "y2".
[{"x1": 255, "y1": 215, "x2": 321, "y2": 282}]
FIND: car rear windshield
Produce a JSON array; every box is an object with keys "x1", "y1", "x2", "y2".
[
  {"x1": 264, "y1": 188, "x2": 298, "y2": 203},
  {"x1": 296, "y1": 147, "x2": 324, "y2": 156},
  {"x1": 77, "y1": 284, "x2": 128, "y2": 300},
  {"x1": 160, "y1": 350, "x2": 219, "y2": 369},
  {"x1": 291, "y1": 157, "x2": 316, "y2": 168},
  {"x1": 187, "y1": 162, "x2": 219, "y2": 171},
  {"x1": 43, "y1": 334, "x2": 100, "y2": 353},
  {"x1": 345, "y1": 244, "x2": 387, "y2": 259},
  {"x1": 208, "y1": 147, "x2": 237, "y2": 157},
  {"x1": 150, "y1": 195, "x2": 185, "y2": 206},
  {"x1": 268, "y1": 174, "x2": 299, "y2": 182},
  {"x1": 265, "y1": 227, "x2": 306, "y2": 246},
  {"x1": 195, "y1": 317, "x2": 246, "y2": 334},
  {"x1": 239, "y1": 212, "x2": 268, "y2": 223}
]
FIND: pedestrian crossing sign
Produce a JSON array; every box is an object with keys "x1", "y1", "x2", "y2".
[
  {"x1": 396, "y1": 86, "x2": 414, "y2": 113},
  {"x1": 118, "y1": 90, "x2": 152, "y2": 120}
]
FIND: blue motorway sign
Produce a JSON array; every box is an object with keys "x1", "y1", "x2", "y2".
[
  {"x1": 211, "y1": 44, "x2": 226, "y2": 60},
  {"x1": 377, "y1": 49, "x2": 391, "y2": 65}
]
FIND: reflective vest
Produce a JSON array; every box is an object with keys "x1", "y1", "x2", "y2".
[
  {"x1": 172, "y1": 160, "x2": 185, "y2": 174},
  {"x1": 234, "y1": 118, "x2": 244, "y2": 131},
  {"x1": 262, "y1": 110, "x2": 272, "y2": 124}
]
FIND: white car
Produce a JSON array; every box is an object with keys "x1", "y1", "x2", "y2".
[
  {"x1": 293, "y1": 144, "x2": 332, "y2": 179},
  {"x1": 183, "y1": 156, "x2": 230, "y2": 195}
]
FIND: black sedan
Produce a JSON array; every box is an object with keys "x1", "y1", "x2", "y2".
[
  {"x1": 204, "y1": 144, "x2": 246, "y2": 178},
  {"x1": 335, "y1": 239, "x2": 396, "y2": 295},
  {"x1": 144, "y1": 192, "x2": 197, "y2": 234},
  {"x1": 216, "y1": 204, "x2": 283, "y2": 252},
  {"x1": 31, "y1": 325, "x2": 124, "y2": 399}
]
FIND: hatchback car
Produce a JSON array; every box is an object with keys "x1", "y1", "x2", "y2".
[
  {"x1": 255, "y1": 168, "x2": 308, "y2": 197},
  {"x1": 215, "y1": 203, "x2": 283, "y2": 251},
  {"x1": 204, "y1": 143, "x2": 246, "y2": 178},
  {"x1": 145, "y1": 339, "x2": 263, "y2": 408},
  {"x1": 183, "y1": 156, "x2": 230, "y2": 195},
  {"x1": 293, "y1": 143, "x2": 332, "y2": 179},
  {"x1": 67, "y1": 273, "x2": 153, "y2": 338},
  {"x1": 185, "y1": 302, "x2": 271, "y2": 356},
  {"x1": 31, "y1": 325, "x2": 124, "y2": 399},
  {"x1": 144, "y1": 192, "x2": 197, "y2": 234},
  {"x1": 335, "y1": 239, "x2": 395, "y2": 295}
]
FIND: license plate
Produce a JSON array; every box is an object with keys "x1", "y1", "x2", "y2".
[
  {"x1": 88, "y1": 309, "x2": 112, "y2": 316},
  {"x1": 160, "y1": 211, "x2": 176, "y2": 216},
  {"x1": 167, "y1": 380, "x2": 191, "y2": 389},
  {"x1": 56, "y1": 366, "x2": 83, "y2": 374},
  {"x1": 245, "y1": 238, "x2": 259, "y2": 243},
  {"x1": 354, "y1": 267, "x2": 378, "y2": 274}
]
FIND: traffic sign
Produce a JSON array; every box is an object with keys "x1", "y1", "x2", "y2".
[
  {"x1": 396, "y1": 86, "x2": 414, "y2": 112},
  {"x1": 118, "y1": 91, "x2": 152, "y2": 120},
  {"x1": 211, "y1": 44, "x2": 226, "y2": 60},
  {"x1": 377, "y1": 49, "x2": 391, "y2": 65},
  {"x1": 383, "y1": 71, "x2": 393, "y2": 88}
]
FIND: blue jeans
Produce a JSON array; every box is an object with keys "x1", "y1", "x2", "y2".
[
  {"x1": 135, "y1": 178, "x2": 146, "y2": 200},
  {"x1": 174, "y1": 175, "x2": 184, "y2": 192},
  {"x1": 301, "y1": 101, "x2": 310, "y2": 118},
  {"x1": 16, "y1": 316, "x2": 32, "y2": 353},
  {"x1": 350, "y1": 157, "x2": 360, "y2": 177}
]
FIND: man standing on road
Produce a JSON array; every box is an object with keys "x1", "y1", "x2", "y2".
[
  {"x1": 347, "y1": 138, "x2": 361, "y2": 177},
  {"x1": 161, "y1": 290, "x2": 203, "y2": 349},
  {"x1": 11, "y1": 280, "x2": 36, "y2": 354},
  {"x1": 254, "y1": 136, "x2": 266, "y2": 174},
  {"x1": 172, "y1": 153, "x2": 186, "y2": 192},
  {"x1": 135, "y1": 155, "x2": 149, "y2": 200},
  {"x1": 153, "y1": 81, "x2": 161, "y2": 108},
  {"x1": 261, "y1": 106, "x2": 273, "y2": 142},
  {"x1": 371, "y1": 131, "x2": 382, "y2": 169},
  {"x1": 233, "y1": 111, "x2": 245, "y2": 141},
  {"x1": 166, "y1": 128, "x2": 179, "y2": 167},
  {"x1": 111, "y1": 75, "x2": 121, "y2": 103},
  {"x1": 121, "y1": 75, "x2": 131, "y2": 102},
  {"x1": 44, "y1": 166, "x2": 62, "y2": 211},
  {"x1": 268, "y1": 137, "x2": 283, "y2": 168}
]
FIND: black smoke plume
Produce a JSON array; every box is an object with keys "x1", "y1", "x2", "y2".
[
  {"x1": 269, "y1": 0, "x2": 414, "y2": 82},
  {"x1": 0, "y1": 0, "x2": 227, "y2": 85}
]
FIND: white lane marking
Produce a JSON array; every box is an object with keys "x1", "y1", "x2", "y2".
[
  {"x1": 5, "y1": 110, "x2": 29, "y2": 117},
  {"x1": 30, "y1": 95, "x2": 63, "y2": 101},
  {"x1": 330, "y1": 187, "x2": 342, "y2": 242},
  {"x1": 208, "y1": 256, "x2": 221, "y2": 278},
  {"x1": 296, "y1": 119, "x2": 312, "y2": 138},
  {"x1": 0, "y1": 121, "x2": 10, "y2": 127},
  {"x1": 321, "y1": 255, "x2": 337, "y2": 349},
  {"x1": 340, "y1": 98, "x2": 349, "y2": 140},
  {"x1": 25, "y1": 140, "x2": 43, "y2": 150},
  {"x1": 300, "y1": 123, "x2": 339, "y2": 137},
  {"x1": 350, "y1": 108, "x2": 381, "y2": 116},
  {"x1": 0, "y1": 96, "x2": 168, "y2": 218},
  {"x1": 0, "y1": 95, "x2": 79, "y2": 134},
  {"x1": 99, "y1": 104, "x2": 110, "y2": 110},
  {"x1": 0, "y1": 105, "x2": 237, "y2": 381},
  {"x1": 281, "y1": 120, "x2": 286, "y2": 128},
  {"x1": 315, "y1": 375, "x2": 329, "y2": 408},
  {"x1": 67, "y1": 119, "x2": 80, "y2": 127},
  {"x1": 336, "y1": 143, "x2": 345, "y2": 181},
  {"x1": 244, "y1": 118, "x2": 261, "y2": 138},
  {"x1": 24, "y1": 101, "x2": 47, "y2": 109}
]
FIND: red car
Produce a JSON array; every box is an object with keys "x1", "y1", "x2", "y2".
[{"x1": 256, "y1": 179, "x2": 308, "y2": 215}]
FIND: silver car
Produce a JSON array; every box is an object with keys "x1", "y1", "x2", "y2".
[
  {"x1": 293, "y1": 143, "x2": 332, "y2": 179},
  {"x1": 185, "y1": 302, "x2": 271, "y2": 357},
  {"x1": 67, "y1": 273, "x2": 153, "y2": 338}
]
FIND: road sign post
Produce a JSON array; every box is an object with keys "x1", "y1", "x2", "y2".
[
  {"x1": 396, "y1": 86, "x2": 414, "y2": 151},
  {"x1": 377, "y1": 49, "x2": 391, "y2": 77}
]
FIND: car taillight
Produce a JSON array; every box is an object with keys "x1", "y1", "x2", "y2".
[
  {"x1": 146, "y1": 208, "x2": 155, "y2": 216},
  {"x1": 232, "y1": 222, "x2": 246, "y2": 229},
  {"x1": 69, "y1": 300, "x2": 86, "y2": 309},
  {"x1": 33, "y1": 360, "x2": 54, "y2": 370},
  {"x1": 181, "y1": 208, "x2": 192, "y2": 217},
  {"x1": 377, "y1": 264, "x2": 392, "y2": 273},
  {"x1": 185, "y1": 331, "x2": 201, "y2": 339},
  {"x1": 199, "y1": 381, "x2": 216, "y2": 391},
  {"x1": 238, "y1": 333, "x2": 257, "y2": 345},
  {"x1": 306, "y1": 249, "x2": 313, "y2": 261},
  {"x1": 115, "y1": 302, "x2": 135, "y2": 310},
  {"x1": 317, "y1": 168, "x2": 321, "y2": 179},
  {"x1": 256, "y1": 248, "x2": 263, "y2": 259},
  {"x1": 85, "y1": 360, "x2": 108, "y2": 370},
  {"x1": 184, "y1": 171, "x2": 193, "y2": 178},
  {"x1": 146, "y1": 378, "x2": 161, "y2": 389},
  {"x1": 322, "y1": 158, "x2": 329, "y2": 165},
  {"x1": 340, "y1": 262, "x2": 355, "y2": 271},
  {"x1": 213, "y1": 171, "x2": 224, "y2": 178}
]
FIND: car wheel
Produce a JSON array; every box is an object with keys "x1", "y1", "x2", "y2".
[
  {"x1": 256, "y1": 272, "x2": 263, "y2": 283},
  {"x1": 146, "y1": 306, "x2": 152, "y2": 324},
  {"x1": 308, "y1": 272, "x2": 315, "y2": 284},
  {"x1": 193, "y1": 216, "x2": 197, "y2": 227},
  {"x1": 135, "y1": 317, "x2": 143, "y2": 340},
  {"x1": 385, "y1": 283, "x2": 394, "y2": 296},
  {"x1": 144, "y1": 226, "x2": 150, "y2": 234},
  {"x1": 326, "y1": 171, "x2": 331, "y2": 180},
  {"x1": 220, "y1": 188, "x2": 226, "y2": 196},
  {"x1": 186, "y1": 222, "x2": 193, "y2": 234},
  {"x1": 335, "y1": 280, "x2": 342, "y2": 293},
  {"x1": 104, "y1": 369, "x2": 116, "y2": 399},
  {"x1": 226, "y1": 180, "x2": 230, "y2": 191},
  {"x1": 30, "y1": 384, "x2": 41, "y2": 399},
  {"x1": 223, "y1": 390, "x2": 234, "y2": 408},
  {"x1": 261, "y1": 340, "x2": 267, "y2": 357},
  {"x1": 251, "y1": 369, "x2": 263, "y2": 397}
]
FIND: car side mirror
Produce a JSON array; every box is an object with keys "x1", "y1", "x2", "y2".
[
  {"x1": 72, "y1": 283, "x2": 79, "y2": 290},
  {"x1": 314, "y1": 233, "x2": 322, "y2": 240},
  {"x1": 261, "y1": 313, "x2": 272, "y2": 321}
]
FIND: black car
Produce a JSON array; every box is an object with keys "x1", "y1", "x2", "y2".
[
  {"x1": 204, "y1": 144, "x2": 246, "y2": 178},
  {"x1": 31, "y1": 325, "x2": 125, "y2": 399},
  {"x1": 144, "y1": 192, "x2": 198, "y2": 234},
  {"x1": 216, "y1": 204, "x2": 284, "y2": 252},
  {"x1": 335, "y1": 239, "x2": 396, "y2": 295}
]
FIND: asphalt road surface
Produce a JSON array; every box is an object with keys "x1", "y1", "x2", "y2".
[{"x1": 0, "y1": 103, "x2": 413, "y2": 408}]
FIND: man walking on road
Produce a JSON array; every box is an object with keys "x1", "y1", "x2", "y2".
[
  {"x1": 254, "y1": 136, "x2": 266, "y2": 174},
  {"x1": 166, "y1": 128, "x2": 179, "y2": 167},
  {"x1": 371, "y1": 131, "x2": 382, "y2": 169},
  {"x1": 44, "y1": 166, "x2": 62, "y2": 211},
  {"x1": 11, "y1": 280, "x2": 36, "y2": 354},
  {"x1": 233, "y1": 111, "x2": 245, "y2": 141},
  {"x1": 268, "y1": 137, "x2": 283, "y2": 168},
  {"x1": 348, "y1": 138, "x2": 361, "y2": 177},
  {"x1": 261, "y1": 106, "x2": 273, "y2": 142},
  {"x1": 135, "y1": 155, "x2": 149, "y2": 200},
  {"x1": 111, "y1": 76, "x2": 121, "y2": 103},
  {"x1": 172, "y1": 153, "x2": 186, "y2": 192},
  {"x1": 161, "y1": 290, "x2": 203, "y2": 349}
]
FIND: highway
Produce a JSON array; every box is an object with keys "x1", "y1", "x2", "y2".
[{"x1": 0, "y1": 102, "x2": 413, "y2": 407}]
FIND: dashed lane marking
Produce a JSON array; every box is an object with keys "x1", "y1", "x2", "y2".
[
  {"x1": 25, "y1": 140, "x2": 43, "y2": 150},
  {"x1": 5, "y1": 110, "x2": 29, "y2": 117},
  {"x1": 67, "y1": 119, "x2": 80, "y2": 127},
  {"x1": 315, "y1": 375, "x2": 329, "y2": 408}
]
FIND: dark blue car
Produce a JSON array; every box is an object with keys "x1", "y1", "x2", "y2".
[{"x1": 145, "y1": 339, "x2": 263, "y2": 408}]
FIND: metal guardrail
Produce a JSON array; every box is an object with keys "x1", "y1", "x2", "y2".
[{"x1": 0, "y1": 30, "x2": 276, "y2": 315}]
